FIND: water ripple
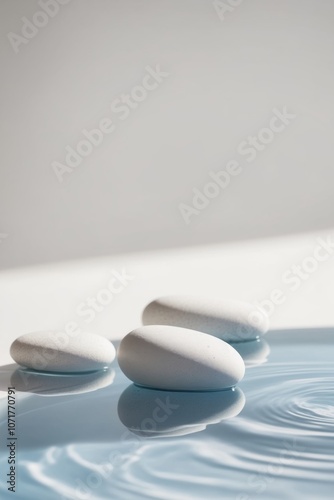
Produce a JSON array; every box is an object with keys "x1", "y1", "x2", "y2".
[
  {"x1": 0, "y1": 344, "x2": 333, "y2": 499},
  {"x1": 237, "y1": 362, "x2": 334, "y2": 437}
]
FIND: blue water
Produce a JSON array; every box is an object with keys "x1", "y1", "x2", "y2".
[{"x1": 0, "y1": 329, "x2": 333, "y2": 499}]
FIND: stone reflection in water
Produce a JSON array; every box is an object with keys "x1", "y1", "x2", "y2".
[
  {"x1": 230, "y1": 338, "x2": 270, "y2": 367},
  {"x1": 118, "y1": 384, "x2": 245, "y2": 438},
  {"x1": 11, "y1": 367, "x2": 115, "y2": 396}
]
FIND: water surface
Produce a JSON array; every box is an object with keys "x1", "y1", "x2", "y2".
[{"x1": 0, "y1": 330, "x2": 333, "y2": 499}]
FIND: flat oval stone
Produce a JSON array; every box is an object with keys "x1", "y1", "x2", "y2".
[
  {"x1": 142, "y1": 296, "x2": 269, "y2": 342},
  {"x1": 10, "y1": 331, "x2": 116, "y2": 373},
  {"x1": 117, "y1": 325, "x2": 245, "y2": 391}
]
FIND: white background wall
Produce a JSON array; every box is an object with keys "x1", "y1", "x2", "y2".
[{"x1": 1, "y1": 0, "x2": 334, "y2": 269}]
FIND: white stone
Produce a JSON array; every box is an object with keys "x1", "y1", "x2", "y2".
[
  {"x1": 117, "y1": 325, "x2": 245, "y2": 391},
  {"x1": 10, "y1": 331, "x2": 116, "y2": 373},
  {"x1": 142, "y1": 295, "x2": 269, "y2": 342}
]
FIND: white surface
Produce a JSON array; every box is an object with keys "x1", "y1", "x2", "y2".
[
  {"x1": 1, "y1": 229, "x2": 334, "y2": 377},
  {"x1": 1, "y1": 0, "x2": 334, "y2": 268}
]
